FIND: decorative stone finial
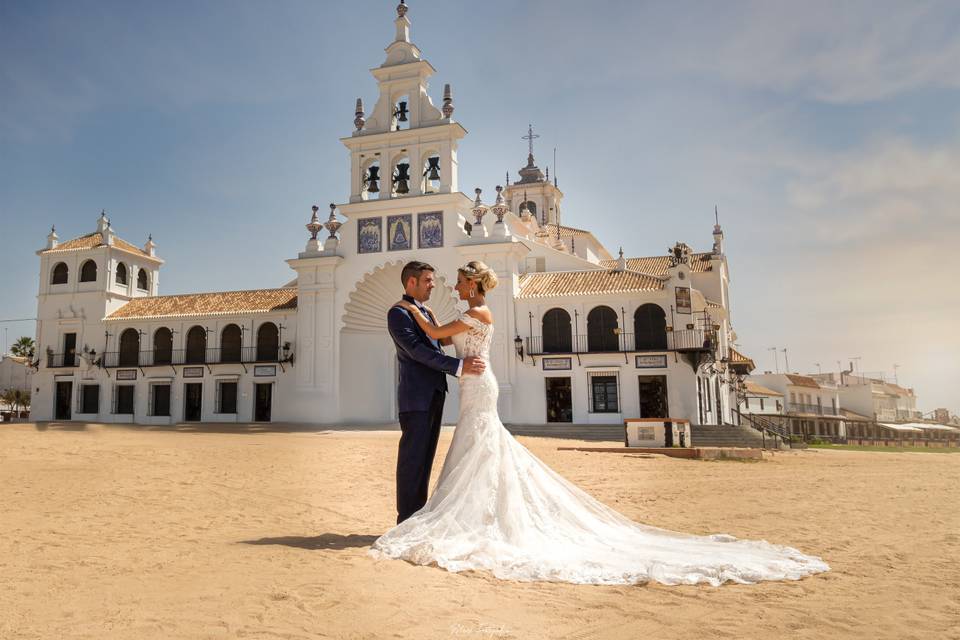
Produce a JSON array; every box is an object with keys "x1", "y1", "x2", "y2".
[
  {"x1": 471, "y1": 188, "x2": 488, "y2": 225},
  {"x1": 490, "y1": 185, "x2": 508, "y2": 224},
  {"x1": 46, "y1": 225, "x2": 59, "y2": 250},
  {"x1": 354, "y1": 98, "x2": 365, "y2": 130},
  {"x1": 144, "y1": 233, "x2": 156, "y2": 257},
  {"x1": 397, "y1": 0, "x2": 408, "y2": 18},
  {"x1": 442, "y1": 83, "x2": 454, "y2": 118},
  {"x1": 324, "y1": 203, "x2": 343, "y2": 239},
  {"x1": 613, "y1": 247, "x2": 627, "y2": 272},
  {"x1": 306, "y1": 205, "x2": 323, "y2": 241}
]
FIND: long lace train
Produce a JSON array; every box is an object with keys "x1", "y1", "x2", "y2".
[{"x1": 370, "y1": 312, "x2": 829, "y2": 586}]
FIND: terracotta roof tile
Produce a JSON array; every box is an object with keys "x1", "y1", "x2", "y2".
[
  {"x1": 785, "y1": 374, "x2": 820, "y2": 389},
  {"x1": 599, "y1": 253, "x2": 714, "y2": 275},
  {"x1": 42, "y1": 232, "x2": 153, "y2": 259},
  {"x1": 106, "y1": 288, "x2": 297, "y2": 320},
  {"x1": 517, "y1": 270, "x2": 663, "y2": 299},
  {"x1": 537, "y1": 223, "x2": 613, "y2": 259},
  {"x1": 745, "y1": 381, "x2": 782, "y2": 396}
]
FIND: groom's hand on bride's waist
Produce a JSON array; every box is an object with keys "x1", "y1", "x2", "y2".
[{"x1": 462, "y1": 356, "x2": 486, "y2": 376}]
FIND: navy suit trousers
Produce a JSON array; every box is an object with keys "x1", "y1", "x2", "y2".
[{"x1": 396, "y1": 389, "x2": 445, "y2": 524}]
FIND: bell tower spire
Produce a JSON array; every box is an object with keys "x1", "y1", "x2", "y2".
[{"x1": 342, "y1": 0, "x2": 467, "y2": 203}]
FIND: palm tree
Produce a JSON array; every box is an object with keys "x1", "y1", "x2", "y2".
[{"x1": 10, "y1": 336, "x2": 35, "y2": 361}]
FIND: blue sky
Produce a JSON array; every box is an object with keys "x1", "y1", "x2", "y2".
[{"x1": 2, "y1": 0, "x2": 958, "y2": 413}]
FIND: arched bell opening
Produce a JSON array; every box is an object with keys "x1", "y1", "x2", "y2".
[
  {"x1": 361, "y1": 157, "x2": 381, "y2": 201},
  {"x1": 421, "y1": 151, "x2": 441, "y2": 194},
  {"x1": 391, "y1": 153, "x2": 412, "y2": 197},
  {"x1": 392, "y1": 94, "x2": 410, "y2": 131}
]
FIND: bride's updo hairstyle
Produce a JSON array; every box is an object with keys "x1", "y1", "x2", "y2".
[{"x1": 458, "y1": 260, "x2": 498, "y2": 294}]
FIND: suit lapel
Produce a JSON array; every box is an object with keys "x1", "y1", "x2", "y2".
[{"x1": 401, "y1": 295, "x2": 441, "y2": 350}]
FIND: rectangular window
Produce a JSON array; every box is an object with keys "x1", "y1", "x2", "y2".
[
  {"x1": 759, "y1": 397, "x2": 765, "y2": 411},
  {"x1": 705, "y1": 378, "x2": 712, "y2": 408},
  {"x1": 80, "y1": 384, "x2": 99, "y2": 414},
  {"x1": 588, "y1": 374, "x2": 619, "y2": 413},
  {"x1": 114, "y1": 385, "x2": 135, "y2": 414},
  {"x1": 216, "y1": 381, "x2": 238, "y2": 414},
  {"x1": 150, "y1": 384, "x2": 171, "y2": 417},
  {"x1": 790, "y1": 391, "x2": 796, "y2": 403}
]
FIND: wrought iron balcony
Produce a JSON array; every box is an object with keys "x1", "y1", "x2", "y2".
[
  {"x1": 46, "y1": 352, "x2": 78, "y2": 368},
  {"x1": 525, "y1": 332, "x2": 695, "y2": 356},
  {"x1": 665, "y1": 329, "x2": 712, "y2": 353},
  {"x1": 100, "y1": 346, "x2": 289, "y2": 368},
  {"x1": 787, "y1": 402, "x2": 829, "y2": 416}
]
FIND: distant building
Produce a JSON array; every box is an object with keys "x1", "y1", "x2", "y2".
[
  {"x1": 934, "y1": 408, "x2": 951, "y2": 424},
  {"x1": 739, "y1": 381, "x2": 783, "y2": 416},
  {"x1": 746, "y1": 373, "x2": 845, "y2": 440},
  {"x1": 811, "y1": 372, "x2": 921, "y2": 422}
]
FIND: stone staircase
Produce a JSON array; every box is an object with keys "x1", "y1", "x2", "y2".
[
  {"x1": 505, "y1": 424, "x2": 624, "y2": 442},
  {"x1": 691, "y1": 423, "x2": 788, "y2": 449}
]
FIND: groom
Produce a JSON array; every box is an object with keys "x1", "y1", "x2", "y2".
[{"x1": 387, "y1": 261, "x2": 485, "y2": 524}]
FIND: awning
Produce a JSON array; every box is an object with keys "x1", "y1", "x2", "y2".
[
  {"x1": 878, "y1": 422, "x2": 923, "y2": 433},
  {"x1": 899, "y1": 422, "x2": 960, "y2": 432}
]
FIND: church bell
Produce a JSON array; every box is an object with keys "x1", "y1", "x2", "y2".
[{"x1": 393, "y1": 162, "x2": 411, "y2": 194}]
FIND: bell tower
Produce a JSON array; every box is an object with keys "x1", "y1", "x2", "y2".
[
  {"x1": 502, "y1": 124, "x2": 564, "y2": 227},
  {"x1": 342, "y1": 0, "x2": 466, "y2": 203}
]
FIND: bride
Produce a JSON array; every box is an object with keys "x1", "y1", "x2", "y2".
[{"x1": 370, "y1": 260, "x2": 829, "y2": 586}]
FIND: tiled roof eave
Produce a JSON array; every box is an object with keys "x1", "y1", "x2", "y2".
[
  {"x1": 103, "y1": 307, "x2": 295, "y2": 321},
  {"x1": 516, "y1": 288, "x2": 661, "y2": 299}
]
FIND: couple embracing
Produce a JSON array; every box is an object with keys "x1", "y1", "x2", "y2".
[{"x1": 368, "y1": 260, "x2": 830, "y2": 586}]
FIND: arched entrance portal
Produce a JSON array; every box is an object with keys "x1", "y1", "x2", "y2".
[{"x1": 340, "y1": 261, "x2": 461, "y2": 423}]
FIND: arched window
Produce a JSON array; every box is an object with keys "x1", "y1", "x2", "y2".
[
  {"x1": 119, "y1": 328, "x2": 140, "y2": 367},
  {"x1": 522, "y1": 201, "x2": 537, "y2": 216},
  {"x1": 51, "y1": 262, "x2": 68, "y2": 285},
  {"x1": 80, "y1": 259, "x2": 97, "y2": 282},
  {"x1": 587, "y1": 306, "x2": 619, "y2": 352},
  {"x1": 541, "y1": 308, "x2": 572, "y2": 353},
  {"x1": 115, "y1": 262, "x2": 128, "y2": 285},
  {"x1": 220, "y1": 324, "x2": 242, "y2": 363},
  {"x1": 256, "y1": 322, "x2": 279, "y2": 362},
  {"x1": 186, "y1": 325, "x2": 207, "y2": 364},
  {"x1": 137, "y1": 268, "x2": 148, "y2": 291},
  {"x1": 153, "y1": 327, "x2": 173, "y2": 366},
  {"x1": 633, "y1": 304, "x2": 667, "y2": 351}
]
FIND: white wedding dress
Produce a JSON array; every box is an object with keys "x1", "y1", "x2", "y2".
[{"x1": 370, "y1": 312, "x2": 830, "y2": 586}]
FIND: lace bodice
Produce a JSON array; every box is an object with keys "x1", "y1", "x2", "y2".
[{"x1": 450, "y1": 311, "x2": 493, "y2": 360}]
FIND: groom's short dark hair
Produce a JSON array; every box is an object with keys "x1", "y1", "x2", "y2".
[{"x1": 401, "y1": 261, "x2": 435, "y2": 288}]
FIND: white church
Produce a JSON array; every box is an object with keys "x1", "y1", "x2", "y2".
[{"x1": 29, "y1": 1, "x2": 755, "y2": 428}]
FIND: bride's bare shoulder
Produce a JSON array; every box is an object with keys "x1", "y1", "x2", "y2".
[{"x1": 465, "y1": 306, "x2": 494, "y2": 325}]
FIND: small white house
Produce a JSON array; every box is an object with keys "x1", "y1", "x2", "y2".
[{"x1": 739, "y1": 381, "x2": 783, "y2": 416}]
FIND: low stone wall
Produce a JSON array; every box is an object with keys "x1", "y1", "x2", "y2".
[{"x1": 556, "y1": 446, "x2": 763, "y2": 460}]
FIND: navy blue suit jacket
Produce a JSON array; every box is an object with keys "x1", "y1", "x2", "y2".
[{"x1": 387, "y1": 294, "x2": 461, "y2": 413}]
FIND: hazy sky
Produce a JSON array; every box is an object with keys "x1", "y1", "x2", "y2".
[{"x1": 1, "y1": 0, "x2": 958, "y2": 413}]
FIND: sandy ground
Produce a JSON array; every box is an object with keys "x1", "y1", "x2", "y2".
[{"x1": 0, "y1": 422, "x2": 958, "y2": 640}]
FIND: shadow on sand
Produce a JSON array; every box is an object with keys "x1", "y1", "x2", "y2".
[
  {"x1": 33, "y1": 421, "x2": 88, "y2": 432},
  {"x1": 239, "y1": 533, "x2": 380, "y2": 550}
]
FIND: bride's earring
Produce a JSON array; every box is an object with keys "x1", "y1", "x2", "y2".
[{"x1": 469, "y1": 288, "x2": 477, "y2": 299}]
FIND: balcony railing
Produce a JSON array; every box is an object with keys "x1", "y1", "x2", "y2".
[
  {"x1": 100, "y1": 346, "x2": 287, "y2": 368},
  {"x1": 787, "y1": 403, "x2": 840, "y2": 416},
  {"x1": 46, "y1": 352, "x2": 78, "y2": 368},
  {"x1": 525, "y1": 330, "x2": 710, "y2": 356}
]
